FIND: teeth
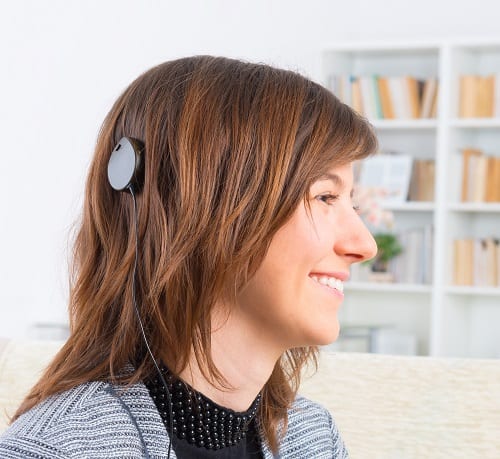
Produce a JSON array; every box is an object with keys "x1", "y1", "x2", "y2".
[
  {"x1": 319, "y1": 276, "x2": 329, "y2": 286},
  {"x1": 311, "y1": 275, "x2": 344, "y2": 293}
]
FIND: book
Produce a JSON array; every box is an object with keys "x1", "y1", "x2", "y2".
[
  {"x1": 408, "y1": 159, "x2": 435, "y2": 202},
  {"x1": 406, "y1": 76, "x2": 420, "y2": 119},
  {"x1": 485, "y1": 238, "x2": 498, "y2": 287},
  {"x1": 388, "y1": 77, "x2": 408, "y2": 119},
  {"x1": 430, "y1": 81, "x2": 439, "y2": 117},
  {"x1": 494, "y1": 74, "x2": 500, "y2": 118},
  {"x1": 473, "y1": 239, "x2": 488, "y2": 286},
  {"x1": 495, "y1": 158, "x2": 500, "y2": 202},
  {"x1": 351, "y1": 77, "x2": 363, "y2": 115},
  {"x1": 461, "y1": 148, "x2": 483, "y2": 202},
  {"x1": 471, "y1": 155, "x2": 488, "y2": 202},
  {"x1": 378, "y1": 77, "x2": 395, "y2": 119},
  {"x1": 453, "y1": 239, "x2": 474, "y2": 286},
  {"x1": 477, "y1": 75, "x2": 494, "y2": 117},
  {"x1": 459, "y1": 75, "x2": 479, "y2": 117},
  {"x1": 420, "y1": 78, "x2": 438, "y2": 118},
  {"x1": 372, "y1": 75, "x2": 383, "y2": 119},
  {"x1": 423, "y1": 224, "x2": 434, "y2": 284},
  {"x1": 459, "y1": 75, "x2": 496, "y2": 117},
  {"x1": 358, "y1": 153, "x2": 413, "y2": 206},
  {"x1": 359, "y1": 76, "x2": 377, "y2": 119},
  {"x1": 391, "y1": 226, "x2": 433, "y2": 284},
  {"x1": 485, "y1": 156, "x2": 498, "y2": 202}
]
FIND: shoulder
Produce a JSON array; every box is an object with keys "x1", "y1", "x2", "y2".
[
  {"x1": 0, "y1": 380, "x2": 164, "y2": 458},
  {"x1": 276, "y1": 395, "x2": 349, "y2": 458}
]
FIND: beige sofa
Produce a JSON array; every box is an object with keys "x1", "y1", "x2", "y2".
[{"x1": 1, "y1": 338, "x2": 500, "y2": 458}]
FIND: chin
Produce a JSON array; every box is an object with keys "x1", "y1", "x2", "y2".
[{"x1": 303, "y1": 322, "x2": 340, "y2": 347}]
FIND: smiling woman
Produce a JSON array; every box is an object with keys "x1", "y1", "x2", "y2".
[
  {"x1": 237, "y1": 163, "x2": 376, "y2": 353},
  {"x1": 0, "y1": 56, "x2": 377, "y2": 458}
]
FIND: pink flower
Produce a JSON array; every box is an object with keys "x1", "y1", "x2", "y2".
[{"x1": 354, "y1": 186, "x2": 394, "y2": 229}]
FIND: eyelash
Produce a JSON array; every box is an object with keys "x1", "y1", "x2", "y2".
[
  {"x1": 317, "y1": 194, "x2": 339, "y2": 205},
  {"x1": 318, "y1": 194, "x2": 360, "y2": 212}
]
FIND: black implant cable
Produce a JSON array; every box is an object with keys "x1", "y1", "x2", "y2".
[{"x1": 128, "y1": 185, "x2": 174, "y2": 459}]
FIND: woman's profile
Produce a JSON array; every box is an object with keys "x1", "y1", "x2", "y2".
[{"x1": 0, "y1": 55, "x2": 377, "y2": 458}]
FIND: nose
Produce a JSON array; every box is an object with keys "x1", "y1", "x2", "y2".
[{"x1": 334, "y1": 209, "x2": 377, "y2": 263}]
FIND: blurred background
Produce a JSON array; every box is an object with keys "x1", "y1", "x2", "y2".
[{"x1": 1, "y1": 0, "x2": 500, "y2": 357}]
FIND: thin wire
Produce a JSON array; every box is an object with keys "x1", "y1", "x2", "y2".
[{"x1": 129, "y1": 186, "x2": 174, "y2": 459}]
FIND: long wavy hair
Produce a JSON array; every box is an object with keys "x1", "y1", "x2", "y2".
[{"x1": 14, "y1": 56, "x2": 377, "y2": 452}]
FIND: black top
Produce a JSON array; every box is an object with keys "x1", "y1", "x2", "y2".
[{"x1": 145, "y1": 365, "x2": 264, "y2": 458}]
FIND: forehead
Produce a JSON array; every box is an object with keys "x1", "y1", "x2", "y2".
[{"x1": 315, "y1": 163, "x2": 353, "y2": 186}]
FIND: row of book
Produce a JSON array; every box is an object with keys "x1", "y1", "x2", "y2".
[
  {"x1": 453, "y1": 238, "x2": 500, "y2": 287},
  {"x1": 357, "y1": 153, "x2": 435, "y2": 205},
  {"x1": 327, "y1": 75, "x2": 439, "y2": 120},
  {"x1": 459, "y1": 74, "x2": 500, "y2": 118},
  {"x1": 389, "y1": 225, "x2": 434, "y2": 285},
  {"x1": 461, "y1": 148, "x2": 500, "y2": 202}
]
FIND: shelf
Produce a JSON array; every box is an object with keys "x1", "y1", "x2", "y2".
[
  {"x1": 449, "y1": 118, "x2": 500, "y2": 128},
  {"x1": 346, "y1": 282, "x2": 432, "y2": 293},
  {"x1": 384, "y1": 201, "x2": 435, "y2": 212},
  {"x1": 448, "y1": 203, "x2": 500, "y2": 212},
  {"x1": 322, "y1": 42, "x2": 441, "y2": 52},
  {"x1": 370, "y1": 119, "x2": 438, "y2": 130},
  {"x1": 445, "y1": 286, "x2": 500, "y2": 296}
]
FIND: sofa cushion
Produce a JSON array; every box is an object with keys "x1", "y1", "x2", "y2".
[{"x1": 300, "y1": 351, "x2": 500, "y2": 458}]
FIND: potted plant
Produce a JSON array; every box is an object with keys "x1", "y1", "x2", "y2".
[{"x1": 368, "y1": 233, "x2": 403, "y2": 282}]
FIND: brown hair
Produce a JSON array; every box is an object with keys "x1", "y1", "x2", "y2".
[{"x1": 14, "y1": 56, "x2": 377, "y2": 452}]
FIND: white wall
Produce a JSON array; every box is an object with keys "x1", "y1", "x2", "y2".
[{"x1": 1, "y1": 0, "x2": 500, "y2": 338}]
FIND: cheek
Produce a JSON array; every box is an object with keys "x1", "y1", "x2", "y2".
[
  {"x1": 245, "y1": 205, "x2": 336, "y2": 299},
  {"x1": 277, "y1": 208, "x2": 333, "y2": 257}
]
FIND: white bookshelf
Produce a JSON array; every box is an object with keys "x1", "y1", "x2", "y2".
[{"x1": 322, "y1": 40, "x2": 500, "y2": 359}]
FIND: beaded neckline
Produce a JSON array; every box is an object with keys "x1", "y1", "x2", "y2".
[{"x1": 145, "y1": 365, "x2": 262, "y2": 451}]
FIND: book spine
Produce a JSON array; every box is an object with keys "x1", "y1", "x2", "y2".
[
  {"x1": 453, "y1": 239, "x2": 474, "y2": 285},
  {"x1": 485, "y1": 238, "x2": 497, "y2": 287},
  {"x1": 359, "y1": 76, "x2": 376, "y2": 119},
  {"x1": 388, "y1": 77, "x2": 406, "y2": 119},
  {"x1": 351, "y1": 77, "x2": 363, "y2": 115},
  {"x1": 406, "y1": 76, "x2": 420, "y2": 119},
  {"x1": 494, "y1": 74, "x2": 500, "y2": 118},
  {"x1": 477, "y1": 75, "x2": 494, "y2": 117},
  {"x1": 472, "y1": 155, "x2": 488, "y2": 202},
  {"x1": 461, "y1": 148, "x2": 483, "y2": 202},
  {"x1": 372, "y1": 75, "x2": 383, "y2": 119},
  {"x1": 378, "y1": 77, "x2": 395, "y2": 119},
  {"x1": 420, "y1": 77, "x2": 437, "y2": 118},
  {"x1": 495, "y1": 157, "x2": 500, "y2": 202},
  {"x1": 473, "y1": 239, "x2": 488, "y2": 286},
  {"x1": 485, "y1": 156, "x2": 498, "y2": 202},
  {"x1": 459, "y1": 75, "x2": 479, "y2": 118}
]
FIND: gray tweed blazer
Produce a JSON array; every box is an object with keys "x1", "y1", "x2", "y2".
[{"x1": 0, "y1": 380, "x2": 348, "y2": 458}]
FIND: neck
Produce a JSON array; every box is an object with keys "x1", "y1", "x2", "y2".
[{"x1": 178, "y1": 305, "x2": 283, "y2": 412}]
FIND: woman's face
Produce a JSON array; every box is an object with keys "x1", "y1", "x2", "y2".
[{"x1": 235, "y1": 162, "x2": 377, "y2": 351}]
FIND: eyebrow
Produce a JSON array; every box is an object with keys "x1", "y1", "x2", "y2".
[
  {"x1": 317, "y1": 172, "x2": 355, "y2": 198},
  {"x1": 319, "y1": 172, "x2": 344, "y2": 187}
]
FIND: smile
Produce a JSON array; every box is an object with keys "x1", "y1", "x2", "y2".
[{"x1": 309, "y1": 275, "x2": 344, "y2": 293}]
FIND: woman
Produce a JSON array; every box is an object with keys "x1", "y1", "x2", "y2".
[{"x1": 0, "y1": 56, "x2": 377, "y2": 458}]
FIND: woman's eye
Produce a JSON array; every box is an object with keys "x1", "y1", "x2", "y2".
[{"x1": 317, "y1": 194, "x2": 339, "y2": 205}]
